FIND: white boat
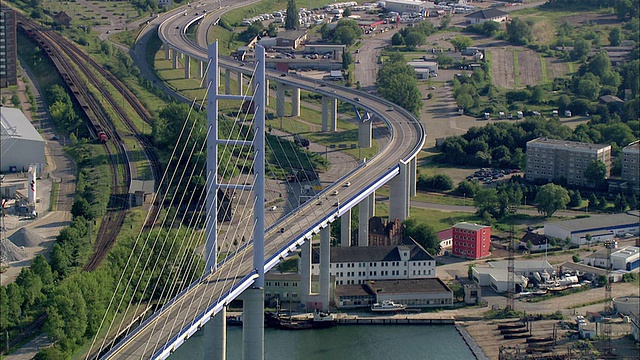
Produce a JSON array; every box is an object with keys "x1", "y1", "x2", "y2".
[{"x1": 371, "y1": 300, "x2": 406, "y2": 312}]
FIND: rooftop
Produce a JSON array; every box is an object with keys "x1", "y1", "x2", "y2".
[
  {"x1": 453, "y1": 222, "x2": 489, "y2": 231},
  {"x1": 465, "y1": 8, "x2": 507, "y2": 19},
  {"x1": 437, "y1": 229, "x2": 453, "y2": 241},
  {"x1": 520, "y1": 232, "x2": 548, "y2": 246},
  {"x1": 486, "y1": 260, "x2": 553, "y2": 272},
  {"x1": 0, "y1": 107, "x2": 44, "y2": 143},
  {"x1": 368, "y1": 278, "x2": 452, "y2": 294},
  {"x1": 311, "y1": 238, "x2": 434, "y2": 264},
  {"x1": 623, "y1": 140, "x2": 640, "y2": 153},
  {"x1": 277, "y1": 30, "x2": 307, "y2": 40},
  {"x1": 335, "y1": 284, "x2": 375, "y2": 297},
  {"x1": 527, "y1": 137, "x2": 611, "y2": 152},
  {"x1": 545, "y1": 211, "x2": 640, "y2": 233}
]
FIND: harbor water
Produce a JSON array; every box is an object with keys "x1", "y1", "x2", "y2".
[{"x1": 170, "y1": 323, "x2": 475, "y2": 360}]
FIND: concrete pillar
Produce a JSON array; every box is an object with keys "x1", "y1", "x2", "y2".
[
  {"x1": 329, "y1": 98, "x2": 337, "y2": 132},
  {"x1": 291, "y1": 87, "x2": 300, "y2": 117},
  {"x1": 172, "y1": 51, "x2": 179, "y2": 69},
  {"x1": 358, "y1": 196, "x2": 370, "y2": 247},
  {"x1": 321, "y1": 96, "x2": 329, "y2": 132},
  {"x1": 209, "y1": 307, "x2": 226, "y2": 360},
  {"x1": 225, "y1": 69, "x2": 231, "y2": 94},
  {"x1": 368, "y1": 192, "x2": 375, "y2": 217},
  {"x1": 340, "y1": 208, "x2": 351, "y2": 247},
  {"x1": 242, "y1": 287, "x2": 264, "y2": 360},
  {"x1": 409, "y1": 156, "x2": 417, "y2": 197},
  {"x1": 358, "y1": 118, "x2": 372, "y2": 148},
  {"x1": 300, "y1": 239, "x2": 311, "y2": 304},
  {"x1": 199, "y1": 61, "x2": 205, "y2": 79},
  {"x1": 265, "y1": 79, "x2": 270, "y2": 106},
  {"x1": 184, "y1": 55, "x2": 191, "y2": 79},
  {"x1": 165, "y1": 45, "x2": 170, "y2": 60},
  {"x1": 237, "y1": 72, "x2": 243, "y2": 94},
  {"x1": 276, "y1": 83, "x2": 286, "y2": 118},
  {"x1": 389, "y1": 161, "x2": 409, "y2": 222},
  {"x1": 319, "y1": 227, "x2": 330, "y2": 310}
]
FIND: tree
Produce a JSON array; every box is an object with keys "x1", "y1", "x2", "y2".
[
  {"x1": 391, "y1": 32, "x2": 404, "y2": 46},
  {"x1": 440, "y1": 13, "x2": 451, "y2": 29},
  {"x1": 331, "y1": 19, "x2": 362, "y2": 46},
  {"x1": 455, "y1": 179, "x2": 481, "y2": 197},
  {"x1": 506, "y1": 18, "x2": 533, "y2": 45},
  {"x1": 5, "y1": 283, "x2": 23, "y2": 329},
  {"x1": 342, "y1": 7, "x2": 352, "y2": 17},
  {"x1": 403, "y1": 218, "x2": 440, "y2": 255},
  {"x1": 0, "y1": 287, "x2": 9, "y2": 332},
  {"x1": 450, "y1": 35, "x2": 473, "y2": 51},
  {"x1": 584, "y1": 160, "x2": 607, "y2": 189},
  {"x1": 342, "y1": 52, "x2": 353, "y2": 70},
  {"x1": 284, "y1": 0, "x2": 298, "y2": 30},
  {"x1": 456, "y1": 93, "x2": 474, "y2": 110},
  {"x1": 376, "y1": 55, "x2": 423, "y2": 115},
  {"x1": 587, "y1": 51, "x2": 612, "y2": 77},
  {"x1": 44, "y1": 283, "x2": 87, "y2": 344},
  {"x1": 608, "y1": 27, "x2": 622, "y2": 46},
  {"x1": 571, "y1": 39, "x2": 591, "y2": 60},
  {"x1": 569, "y1": 189, "x2": 582, "y2": 207},
  {"x1": 534, "y1": 183, "x2": 570, "y2": 217},
  {"x1": 404, "y1": 31, "x2": 426, "y2": 50},
  {"x1": 474, "y1": 187, "x2": 499, "y2": 216}
]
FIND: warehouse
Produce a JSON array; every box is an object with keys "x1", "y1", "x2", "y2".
[
  {"x1": 544, "y1": 211, "x2": 640, "y2": 245},
  {"x1": 383, "y1": 0, "x2": 431, "y2": 14},
  {"x1": 1, "y1": 108, "x2": 45, "y2": 173}
]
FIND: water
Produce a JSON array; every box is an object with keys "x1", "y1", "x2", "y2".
[{"x1": 170, "y1": 323, "x2": 475, "y2": 360}]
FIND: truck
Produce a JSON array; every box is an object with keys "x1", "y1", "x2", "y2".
[{"x1": 516, "y1": 111, "x2": 524, "y2": 119}]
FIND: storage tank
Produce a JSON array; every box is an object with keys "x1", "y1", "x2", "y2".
[
  {"x1": 28, "y1": 166, "x2": 36, "y2": 205},
  {"x1": 613, "y1": 296, "x2": 640, "y2": 315}
]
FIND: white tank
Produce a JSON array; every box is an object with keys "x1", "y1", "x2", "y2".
[{"x1": 28, "y1": 166, "x2": 37, "y2": 205}]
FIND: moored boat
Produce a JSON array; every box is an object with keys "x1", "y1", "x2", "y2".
[{"x1": 371, "y1": 300, "x2": 406, "y2": 312}]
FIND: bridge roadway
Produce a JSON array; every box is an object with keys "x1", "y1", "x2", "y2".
[{"x1": 103, "y1": 4, "x2": 425, "y2": 360}]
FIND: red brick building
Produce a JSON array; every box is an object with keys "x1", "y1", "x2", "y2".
[
  {"x1": 452, "y1": 222, "x2": 491, "y2": 259},
  {"x1": 368, "y1": 217, "x2": 403, "y2": 247}
]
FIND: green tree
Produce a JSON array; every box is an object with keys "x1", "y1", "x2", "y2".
[
  {"x1": 455, "y1": 179, "x2": 481, "y2": 197},
  {"x1": 342, "y1": 7, "x2": 352, "y2": 17},
  {"x1": 584, "y1": 160, "x2": 607, "y2": 188},
  {"x1": 440, "y1": 13, "x2": 451, "y2": 29},
  {"x1": 403, "y1": 218, "x2": 440, "y2": 255},
  {"x1": 391, "y1": 32, "x2": 404, "y2": 46},
  {"x1": 0, "y1": 286, "x2": 9, "y2": 332},
  {"x1": 474, "y1": 187, "x2": 499, "y2": 216},
  {"x1": 450, "y1": 35, "x2": 473, "y2": 51},
  {"x1": 376, "y1": 54, "x2": 423, "y2": 115},
  {"x1": 15, "y1": 268, "x2": 44, "y2": 307},
  {"x1": 506, "y1": 18, "x2": 533, "y2": 45},
  {"x1": 534, "y1": 183, "x2": 570, "y2": 217},
  {"x1": 5, "y1": 283, "x2": 23, "y2": 329},
  {"x1": 457, "y1": 93, "x2": 474, "y2": 110},
  {"x1": 331, "y1": 19, "x2": 362, "y2": 46},
  {"x1": 588, "y1": 193, "x2": 599, "y2": 210},
  {"x1": 571, "y1": 39, "x2": 591, "y2": 60},
  {"x1": 284, "y1": 0, "x2": 298, "y2": 30},
  {"x1": 569, "y1": 189, "x2": 582, "y2": 207},
  {"x1": 342, "y1": 52, "x2": 353, "y2": 70},
  {"x1": 44, "y1": 283, "x2": 87, "y2": 344},
  {"x1": 609, "y1": 27, "x2": 622, "y2": 46},
  {"x1": 405, "y1": 31, "x2": 426, "y2": 50},
  {"x1": 576, "y1": 78, "x2": 601, "y2": 100},
  {"x1": 587, "y1": 51, "x2": 612, "y2": 77}
]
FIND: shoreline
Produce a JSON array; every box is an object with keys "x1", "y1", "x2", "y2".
[{"x1": 455, "y1": 322, "x2": 491, "y2": 360}]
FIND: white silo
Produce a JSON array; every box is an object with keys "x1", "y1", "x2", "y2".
[{"x1": 28, "y1": 166, "x2": 37, "y2": 205}]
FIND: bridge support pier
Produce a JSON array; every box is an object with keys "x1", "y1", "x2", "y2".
[
  {"x1": 300, "y1": 238, "x2": 311, "y2": 301},
  {"x1": 358, "y1": 117, "x2": 372, "y2": 148},
  {"x1": 184, "y1": 55, "x2": 191, "y2": 79},
  {"x1": 340, "y1": 208, "x2": 351, "y2": 247},
  {"x1": 209, "y1": 307, "x2": 227, "y2": 360},
  {"x1": 242, "y1": 287, "x2": 264, "y2": 360},
  {"x1": 409, "y1": 156, "x2": 417, "y2": 197},
  {"x1": 172, "y1": 51, "x2": 179, "y2": 69},
  {"x1": 389, "y1": 160, "x2": 409, "y2": 222},
  {"x1": 369, "y1": 192, "x2": 376, "y2": 217},
  {"x1": 165, "y1": 45, "x2": 171, "y2": 60},
  {"x1": 265, "y1": 79, "x2": 270, "y2": 106},
  {"x1": 321, "y1": 97, "x2": 337, "y2": 132},
  {"x1": 319, "y1": 227, "x2": 330, "y2": 310},
  {"x1": 358, "y1": 196, "x2": 370, "y2": 246},
  {"x1": 276, "y1": 83, "x2": 285, "y2": 118},
  {"x1": 225, "y1": 69, "x2": 231, "y2": 94},
  {"x1": 237, "y1": 72, "x2": 243, "y2": 94},
  {"x1": 291, "y1": 87, "x2": 300, "y2": 117}
]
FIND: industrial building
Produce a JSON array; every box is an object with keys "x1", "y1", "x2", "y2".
[
  {"x1": 464, "y1": 8, "x2": 508, "y2": 24},
  {"x1": 0, "y1": 6, "x2": 17, "y2": 87},
  {"x1": 544, "y1": 211, "x2": 640, "y2": 245},
  {"x1": 368, "y1": 216, "x2": 403, "y2": 246},
  {"x1": 583, "y1": 246, "x2": 639, "y2": 271},
  {"x1": 406, "y1": 60, "x2": 438, "y2": 79},
  {"x1": 471, "y1": 260, "x2": 553, "y2": 293},
  {"x1": 334, "y1": 278, "x2": 453, "y2": 309},
  {"x1": 525, "y1": 137, "x2": 611, "y2": 188},
  {"x1": 1, "y1": 108, "x2": 45, "y2": 173},
  {"x1": 451, "y1": 222, "x2": 491, "y2": 259},
  {"x1": 310, "y1": 238, "x2": 436, "y2": 285},
  {"x1": 383, "y1": 0, "x2": 432, "y2": 14}
]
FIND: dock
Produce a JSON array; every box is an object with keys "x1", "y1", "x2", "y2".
[{"x1": 335, "y1": 313, "x2": 455, "y2": 325}]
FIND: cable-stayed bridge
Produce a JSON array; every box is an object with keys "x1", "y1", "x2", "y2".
[{"x1": 92, "y1": 3, "x2": 425, "y2": 359}]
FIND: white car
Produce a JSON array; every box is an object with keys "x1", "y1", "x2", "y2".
[
  {"x1": 332, "y1": 190, "x2": 339, "y2": 195},
  {"x1": 344, "y1": 182, "x2": 351, "y2": 187}
]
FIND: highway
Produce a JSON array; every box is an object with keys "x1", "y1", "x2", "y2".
[{"x1": 103, "y1": 2, "x2": 425, "y2": 358}]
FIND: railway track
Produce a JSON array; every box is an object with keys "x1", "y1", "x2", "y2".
[{"x1": 17, "y1": 17, "x2": 159, "y2": 270}]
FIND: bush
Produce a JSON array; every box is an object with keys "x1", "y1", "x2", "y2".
[
  {"x1": 417, "y1": 173, "x2": 454, "y2": 191},
  {"x1": 572, "y1": 254, "x2": 581, "y2": 263}
]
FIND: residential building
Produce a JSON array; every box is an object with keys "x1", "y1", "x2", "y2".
[
  {"x1": 544, "y1": 211, "x2": 640, "y2": 245},
  {"x1": 520, "y1": 231, "x2": 549, "y2": 252},
  {"x1": 264, "y1": 272, "x2": 334, "y2": 307},
  {"x1": 275, "y1": 30, "x2": 307, "y2": 50},
  {"x1": 53, "y1": 11, "x2": 72, "y2": 27},
  {"x1": 437, "y1": 228, "x2": 453, "y2": 255},
  {"x1": 621, "y1": 141, "x2": 640, "y2": 191},
  {"x1": 368, "y1": 217, "x2": 403, "y2": 246},
  {"x1": 310, "y1": 238, "x2": 436, "y2": 286},
  {"x1": 525, "y1": 137, "x2": 611, "y2": 187},
  {"x1": 451, "y1": 222, "x2": 491, "y2": 259},
  {"x1": 1, "y1": 108, "x2": 45, "y2": 173},
  {"x1": 0, "y1": 6, "x2": 17, "y2": 87},
  {"x1": 464, "y1": 8, "x2": 508, "y2": 24}
]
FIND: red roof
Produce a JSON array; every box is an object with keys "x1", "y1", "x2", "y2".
[{"x1": 437, "y1": 229, "x2": 453, "y2": 241}]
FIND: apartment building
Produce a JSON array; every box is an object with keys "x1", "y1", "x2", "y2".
[
  {"x1": 0, "y1": 6, "x2": 17, "y2": 87},
  {"x1": 526, "y1": 137, "x2": 611, "y2": 187},
  {"x1": 621, "y1": 141, "x2": 640, "y2": 191},
  {"x1": 451, "y1": 222, "x2": 491, "y2": 259},
  {"x1": 368, "y1": 216, "x2": 403, "y2": 246}
]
